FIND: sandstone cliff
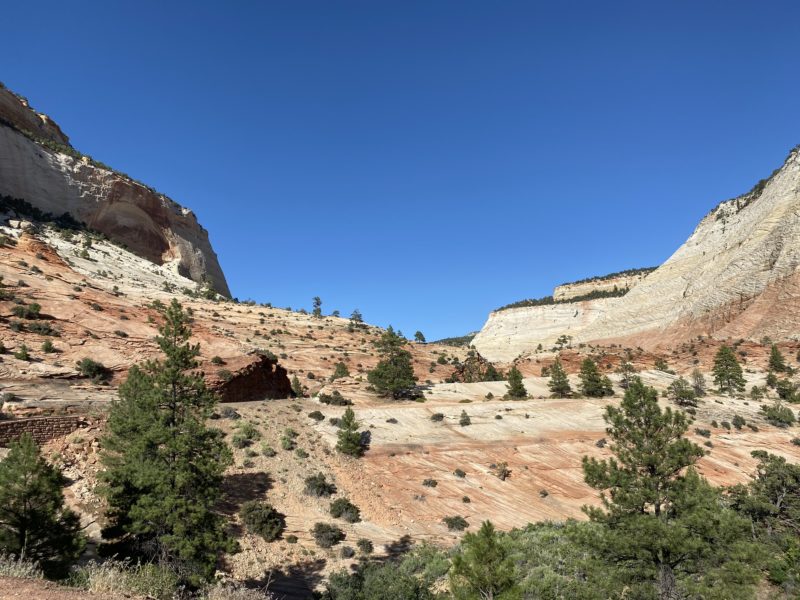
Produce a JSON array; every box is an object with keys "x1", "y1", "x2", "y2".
[
  {"x1": 0, "y1": 84, "x2": 230, "y2": 296},
  {"x1": 474, "y1": 145, "x2": 800, "y2": 362}
]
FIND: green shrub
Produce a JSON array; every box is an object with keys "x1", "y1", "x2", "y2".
[
  {"x1": 14, "y1": 344, "x2": 30, "y2": 361},
  {"x1": 11, "y1": 303, "x2": 41, "y2": 319},
  {"x1": 454, "y1": 468, "x2": 466, "y2": 478},
  {"x1": 761, "y1": 402, "x2": 797, "y2": 428},
  {"x1": 459, "y1": 410, "x2": 471, "y2": 426},
  {"x1": 311, "y1": 522, "x2": 345, "y2": 548},
  {"x1": 430, "y1": 413, "x2": 444, "y2": 422},
  {"x1": 308, "y1": 410, "x2": 325, "y2": 421},
  {"x1": 76, "y1": 357, "x2": 110, "y2": 381},
  {"x1": 443, "y1": 516, "x2": 469, "y2": 531},
  {"x1": 356, "y1": 538, "x2": 373, "y2": 554},
  {"x1": 305, "y1": 473, "x2": 336, "y2": 497},
  {"x1": 330, "y1": 498, "x2": 361, "y2": 523},
  {"x1": 318, "y1": 391, "x2": 352, "y2": 406},
  {"x1": 422, "y1": 478, "x2": 438, "y2": 488},
  {"x1": 239, "y1": 501, "x2": 286, "y2": 541},
  {"x1": 41, "y1": 339, "x2": 55, "y2": 353}
]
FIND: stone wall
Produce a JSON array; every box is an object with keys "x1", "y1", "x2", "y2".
[{"x1": 0, "y1": 416, "x2": 85, "y2": 446}]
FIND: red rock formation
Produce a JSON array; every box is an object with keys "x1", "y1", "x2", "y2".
[{"x1": 209, "y1": 353, "x2": 293, "y2": 403}]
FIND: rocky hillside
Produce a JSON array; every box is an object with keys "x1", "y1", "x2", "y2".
[
  {"x1": 475, "y1": 146, "x2": 800, "y2": 362},
  {"x1": 0, "y1": 83, "x2": 230, "y2": 296},
  {"x1": 553, "y1": 267, "x2": 654, "y2": 301}
]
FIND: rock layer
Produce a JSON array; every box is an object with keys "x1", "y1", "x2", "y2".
[{"x1": 0, "y1": 85, "x2": 230, "y2": 296}]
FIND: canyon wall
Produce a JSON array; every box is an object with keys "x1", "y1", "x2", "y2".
[{"x1": 0, "y1": 85, "x2": 230, "y2": 296}]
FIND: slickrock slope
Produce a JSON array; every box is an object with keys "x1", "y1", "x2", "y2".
[
  {"x1": 0, "y1": 84, "x2": 230, "y2": 296},
  {"x1": 476, "y1": 146, "x2": 800, "y2": 361},
  {"x1": 577, "y1": 146, "x2": 800, "y2": 347},
  {"x1": 472, "y1": 298, "x2": 620, "y2": 362}
]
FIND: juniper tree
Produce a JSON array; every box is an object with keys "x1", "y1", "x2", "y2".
[
  {"x1": 0, "y1": 433, "x2": 84, "y2": 578},
  {"x1": 331, "y1": 362, "x2": 350, "y2": 381},
  {"x1": 578, "y1": 378, "x2": 759, "y2": 599},
  {"x1": 291, "y1": 374, "x2": 304, "y2": 397},
  {"x1": 548, "y1": 357, "x2": 572, "y2": 398},
  {"x1": 615, "y1": 361, "x2": 637, "y2": 390},
  {"x1": 690, "y1": 368, "x2": 706, "y2": 397},
  {"x1": 578, "y1": 358, "x2": 613, "y2": 397},
  {"x1": 367, "y1": 326, "x2": 417, "y2": 399},
  {"x1": 505, "y1": 366, "x2": 527, "y2": 399},
  {"x1": 666, "y1": 376, "x2": 697, "y2": 407},
  {"x1": 100, "y1": 299, "x2": 236, "y2": 584},
  {"x1": 312, "y1": 296, "x2": 323, "y2": 318},
  {"x1": 449, "y1": 521, "x2": 519, "y2": 600},
  {"x1": 769, "y1": 344, "x2": 787, "y2": 373},
  {"x1": 336, "y1": 408, "x2": 363, "y2": 457},
  {"x1": 712, "y1": 345, "x2": 746, "y2": 395},
  {"x1": 414, "y1": 331, "x2": 426, "y2": 343}
]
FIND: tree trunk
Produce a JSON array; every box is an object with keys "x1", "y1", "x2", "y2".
[{"x1": 659, "y1": 563, "x2": 679, "y2": 600}]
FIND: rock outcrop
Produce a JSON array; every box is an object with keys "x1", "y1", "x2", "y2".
[
  {"x1": 209, "y1": 353, "x2": 293, "y2": 403},
  {"x1": 0, "y1": 85, "x2": 230, "y2": 296},
  {"x1": 553, "y1": 269, "x2": 653, "y2": 301},
  {"x1": 474, "y1": 145, "x2": 800, "y2": 361}
]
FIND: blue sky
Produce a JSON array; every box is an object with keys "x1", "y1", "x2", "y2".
[{"x1": 2, "y1": 1, "x2": 799, "y2": 340}]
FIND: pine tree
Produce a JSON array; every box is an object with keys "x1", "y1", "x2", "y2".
[
  {"x1": 690, "y1": 368, "x2": 706, "y2": 397},
  {"x1": 449, "y1": 521, "x2": 519, "y2": 600},
  {"x1": 100, "y1": 299, "x2": 236, "y2": 584},
  {"x1": 578, "y1": 358, "x2": 613, "y2": 397},
  {"x1": 505, "y1": 366, "x2": 527, "y2": 399},
  {"x1": 769, "y1": 344, "x2": 787, "y2": 373},
  {"x1": 615, "y1": 361, "x2": 637, "y2": 389},
  {"x1": 548, "y1": 357, "x2": 572, "y2": 398},
  {"x1": 579, "y1": 378, "x2": 759, "y2": 599},
  {"x1": 312, "y1": 296, "x2": 322, "y2": 318},
  {"x1": 335, "y1": 408, "x2": 363, "y2": 457},
  {"x1": 666, "y1": 376, "x2": 697, "y2": 407},
  {"x1": 367, "y1": 326, "x2": 417, "y2": 399},
  {"x1": 414, "y1": 331, "x2": 426, "y2": 343},
  {"x1": 330, "y1": 362, "x2": 349, "y2": 381},
  {"x1": 712, "y1": 345, "x2": 746, "y2": 395},
  {"x1": 291, "y1": 374, "x2": 304, "y2": 397},
  {"x1": 0, "y1": 433, "x2": 85, "y2": 578}
]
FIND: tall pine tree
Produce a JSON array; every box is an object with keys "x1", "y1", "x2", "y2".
[
  {"x1": 578, "y1": 358, "x2": 613, "y2": 397},
  {"x1": 548, "y1": 357, "x2": 572, "y2": 398},
  {"x1": 367, "y1": 326, "x2": 417, "y2": 399},
  {"x1": 0, "y1": 433, "x2": 84, "y2": 578},
  {"x1": 712, "y1": 345, "x2": 746, "y2": 395},
  {"x1": 100, "y1": 299, "x2": 236, "y2": 584},
  {"x1": 505, "y1": 366, "x2": 527, "y2": 399},
  {"x1": 578, "y1": 378, "x2": 759, "y2": 599}
]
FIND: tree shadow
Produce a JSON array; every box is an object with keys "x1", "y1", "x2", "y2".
[
  {"x1": 219, "y1": 471, "x2": 273, "y2": 517},
  {"x1": 243, "y1": 558, "x2": 327, "y2": 599},
  {"x1": 379, "y1": 534, "x2": 414, "y2": 561}
]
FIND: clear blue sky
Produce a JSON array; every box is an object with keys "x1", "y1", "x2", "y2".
[{"x1": 2, "y1": 1, "x2": 799, "y2": 340}]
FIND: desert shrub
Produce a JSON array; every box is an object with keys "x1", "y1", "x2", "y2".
[
  {"x1": 219, "y1": 406, "x2": 241, "y2": 420},
  {"x1": 459, "y1": 410, "x2": 471, "y2": 427},
  {"x1": 308, "y1": 410, "x2": 325, "y2": 421},
  {"x1": 443, "y1": 516, "x2": 469, "y2": 531},
  {"x1": 217, "y1": 369, "x2": 233, "y2": 382},
  {"x1": 430, "y1": 413, "x2": 445, "y2": 422},
  {"x1": 0, "y1": 554, "x2": 42, "y2": 579},
  {"x1": 41, "y1": 339, "x2": 55, "y2": 353},
  {"x1": 318, "y1": 391, "x2": 352, "y2": 406},
  {"x1": 236, "y1": 421, "x2": 261, "y2": 441},
  {"x1": 695, "y1": 428, "x2": 711, "y2": 438},
  {"x1": 295, "y1": 448, "x2": 308, "y2": 459},
  {"x1": 491, "y1": 462, "x2": 511, "y2": 480},
  {"x1": 305, "y1": 473, "x2": 336, "y2": 497},
  {"x1": 330, "y1": 498, "x2": 361, "y2": 523},
  {"x1": 76, "y1": 357, "x2": 110, "y2": 381},
  {"x1": 356, "y1": 538, "x2": 374, "y2": 554},
  {"x1": 11, "y1": 303, "x2": 41, "y2": 319},
  {"x1": 231, "y1": 435, "x2": 250, "y2": 449},
  {"x1": 67, "y1": 559, "x2": 179, "y2": 600},
  {"x1": 14, "y1": 344, "x2": 30, "y2": 361},
  {"x1": 261, "y1": 444, "x2": 277, "y2": 457},
  {"x1": 280, "y1": 436, "x2": 295, "y2": 451},
  {"x1": 340, "y1": 545, "x2": 356, "y2": 559},
  {"x1": 454, "y1": 468, "x2": 466, "y2": 478},
  {"x1": 732, "y1": 414, "x2": 746, "y2": 430},
  {"x1": 210, "y1": 356, "x2": 224, "y2": 365},
  {"x1": 27, "y1": 321, "x2": 58, "y2": 336},
  {"x1": 761, "y1": 402, "x2": 797, "y2": 428},
  {"x1": 239, "y1": 501, "x2": 286, "y2": 541},
  {"x1": 311, "y1": 522, "x2": 345, "y2": 548},
  {"x1": 422, "y1": 478, "x2": 438, "y2": 488}
]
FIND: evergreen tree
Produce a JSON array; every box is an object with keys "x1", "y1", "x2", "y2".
[
  {"x1": 505, "y1": 366, "x2": 527, "y2": 399},
  {"x1": 330, "y1": 362, "x2": 350, "y2": 381},
  {"x1": 100, "y1": 299, "x2": 236, "y2": 584},
  {"x1": 712, "y1": 345, "x2": 746, "y2": 395},
  {"x1": 350, "y1": 309, "x2": 363, "y2": 326},
  {"x1": 579, "y1": 378, "x2": 759, "y2": 599},
  {"x1": 0, "y1": 433, "x2": 84, "y2": 578},
  {"x1": 769, "y1": 344, "x2": 787, "y2": 373},
  {"x1": 578, "y1": 358, "x2": 613, "y2": 397},
  {"x1": 414, "y1": 331, "x2": 426, "y2": 343},
  {"x1": 666, "y1": 376, "x2": 697, "y2": 407},
  {"x1": 291, "y1": 374, "x2": 304, "y2": 397},
  {"x1": 336, "y1": 408, "x2": 363, "y2": 457},
  {"x1": 548, "y1": 358, "x2": 572, "y2": 398},
  {"x1": 690, "y1": 368, "x2": 706, "y2": 397},
  {"x1": 312, "y1": 296, "x2": 323, "y2": 318},
  {"x1": 449, "y1": 521, "x2": 519, "y2": 600},
  {"x1": 615, "y1": 361, "x2": 637, "y2": 389},
  {"x1": 367, "y1": 326, "x2": 417, "y2": 399}
]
